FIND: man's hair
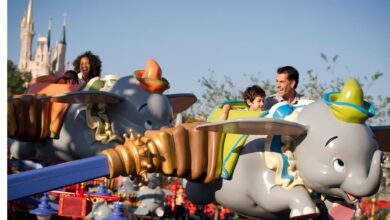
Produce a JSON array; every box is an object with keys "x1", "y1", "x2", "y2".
[
  {"x1": 277, "y1": 66, "x2": 299, "y2": 89},
  {"x1": 243, "y1": 85, "x2": 266, "y2": 106}
]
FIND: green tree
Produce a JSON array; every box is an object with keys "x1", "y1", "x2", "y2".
[
  {"x1": 299, "y1": 53, "x2": 389, "y2": 125},
  {"x1": 7, "y1": 60, "x2": 31, "y2": 97},
  {"x1": 185, "y1": 69, "x2": 277, "y2": 122}
]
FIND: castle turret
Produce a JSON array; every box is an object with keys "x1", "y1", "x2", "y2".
[
  {"x1": 47, "y1": 17, "x2": 52, "y2": 50},
  {"x1": 30, "y1": 36, "x2": 51, "y2": 78},
  {"x1": 18, "y1": 0, "x2": 34, "y2": 73},
  {"x1": 18, "y1": 0, "x2": 68, "y2": 79},
  {"x1": 52, "y1": 13, "x2": 67, "y2": 77}
]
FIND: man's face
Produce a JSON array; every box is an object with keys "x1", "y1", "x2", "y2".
[{"x1": 276, "y1": 73, "x2": 295, "y2": 98}]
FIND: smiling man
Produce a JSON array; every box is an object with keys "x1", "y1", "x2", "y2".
[{"x1": 264, "y1": 66, "x2": 309, "y2": 110}]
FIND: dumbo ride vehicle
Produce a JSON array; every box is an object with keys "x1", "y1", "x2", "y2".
[{"x1": 8, "y1": 64, "x2": 386, "y2": 219}]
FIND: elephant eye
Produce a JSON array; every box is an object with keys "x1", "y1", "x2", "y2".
[
  {"x1": 169, "y1": 118, "x2": 174, "y2": 127},
  {"x1": 144, "y1": 120, "x2": 153, "y2": 130},
  {"x1": 333, "y1": 158, "x2": 345, "y2": 173}
]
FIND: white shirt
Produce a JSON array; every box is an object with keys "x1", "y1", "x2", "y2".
[
  {"x1": 264, "y1": 92, "x2": 309, "y2": 110},
  {"x1": 77, "y1": 72, "x2": 87, "y2": 86}
]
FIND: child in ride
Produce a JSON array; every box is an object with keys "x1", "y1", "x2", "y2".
[{"x1": 220, "y1": 85, "x2": 266, "y2": 120}]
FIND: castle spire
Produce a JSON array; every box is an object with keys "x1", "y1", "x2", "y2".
[
  {"x1": 60, "y1": 12, "x2": 67, "y2": 45},
  {"x1": 26, "y1": 0, "x2": 33, "y2": 25},
  {"x1": 22, "y1": 10, "x2": 26, "y2": 21},
  {"x1": 47, "y1": 17, "x2": 52, "y2": 50},
  {"x1": 18, "y1": 0, "x2": 35, "y2": 73}
]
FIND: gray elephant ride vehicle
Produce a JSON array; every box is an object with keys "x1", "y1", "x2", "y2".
[{"x1": 8, "y1": 61, "x2": 387, "y2": 220}]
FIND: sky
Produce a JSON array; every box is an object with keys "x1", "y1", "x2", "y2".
[
  {"x1": 2, "y1": 1, "x2": 390, "y2": 215},
  {"x1": 7, "y1": 0, "x2": 390, "y2": 100}
]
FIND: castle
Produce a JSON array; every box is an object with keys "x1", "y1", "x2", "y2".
[{"x1": 18, "y1": 0, "x2": 67, "y2": 79}]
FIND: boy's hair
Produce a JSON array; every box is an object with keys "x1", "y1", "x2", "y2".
[{"x1": 243, "y1": 85, "x2": 266, "y2": 106}]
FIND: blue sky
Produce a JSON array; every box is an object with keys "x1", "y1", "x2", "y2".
[
  {"x1": 7, "y1": 0, "x2": 390, "y2": 99},
  {"x1": 2, "y1": 1, "x2": 390, "y2": 213}
]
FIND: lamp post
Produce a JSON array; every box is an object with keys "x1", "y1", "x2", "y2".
[
  {"x1": 96, "y1": 183, "x2": 110, "y2": 196},
  {"x1": 29, "y1": 193, "x2": 57, "y2": 220},
  {"x1": 104, "y1": 202, "x2": 127, "y2": 220}
]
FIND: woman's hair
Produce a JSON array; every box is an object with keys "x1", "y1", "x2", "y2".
[{"x1": 72, "y1": 51, "x2": 102, "y2": 80}]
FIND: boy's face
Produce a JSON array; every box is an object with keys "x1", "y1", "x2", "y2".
[{"x1": 247, "y1": 96, "x2": 264, "y2": 111}]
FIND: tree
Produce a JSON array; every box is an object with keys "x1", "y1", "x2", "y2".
[
  {"x1": 7, "y1": 60, "x2": 31, "y2": 97},
  {"x1": 299, "y1": 53, "x2": 389, "y2": 126},
  {"x1": 187, "y1": 54, "x2": 389, "y2": 126},
  {"x1": 184, "y1": 69, "x2": 277, "y2": 122}
]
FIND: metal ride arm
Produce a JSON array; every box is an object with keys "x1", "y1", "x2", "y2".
[
  {"x1": 8, "y1": 123, "x2": 215, "y2": 201},
  {"x1": 8, "y1": 128, "x2": 155, "y2": 201},
  {"x1": 8, "y1": 155, "x2": 110, "y2": 201}
]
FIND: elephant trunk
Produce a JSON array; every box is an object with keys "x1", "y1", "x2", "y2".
[{"x1": 341, "y1": 150, "x2": 382, "y2": 197}]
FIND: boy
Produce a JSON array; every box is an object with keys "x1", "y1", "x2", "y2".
[
  {"x1": 217, "y1": 85, "x2": 266, "y2": 179},
  {"x1": 243, "y1": 85, "x2": 266, "y2": 111},
  {"x1": 220, "y1": 85, "x2": 266, "y2": 121}
]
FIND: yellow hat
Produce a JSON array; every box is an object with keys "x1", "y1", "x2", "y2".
[{"x1": 323, "y1": 78, "x2": 375, "y2": 123}]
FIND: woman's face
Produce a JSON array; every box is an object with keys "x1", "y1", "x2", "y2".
[{"x1": 80, "y1": 57, "x2": 91, "y2": 76}]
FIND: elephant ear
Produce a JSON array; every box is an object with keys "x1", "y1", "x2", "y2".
[
  {"x1": 43, "y1": 90, "x2": 124, "y2": 104},
  {"x1": 166, "y1": 93, "x2": 197, "y2": 114},
  {"x1": 196, "y1": 118, "x2": 307, "y2": 137},
  {"x1": 370, "y1": 125, "x2": 390, "y2": 152}
]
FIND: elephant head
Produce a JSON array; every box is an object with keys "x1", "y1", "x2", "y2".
[
  {"x1": 63, "y1": 58, "x2": 197, "y2": 135},
  {"x1": 294, "y1": 78, "x2": 381, "y2": 203}
]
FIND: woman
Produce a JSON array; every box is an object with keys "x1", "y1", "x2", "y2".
[{"x1": 72, "y1": 51, "x2": 102, "y2": 85}]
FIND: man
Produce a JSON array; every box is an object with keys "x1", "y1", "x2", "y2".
[{"x1": 264, "y1": 66, "x2": 308, "y2": 110}]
